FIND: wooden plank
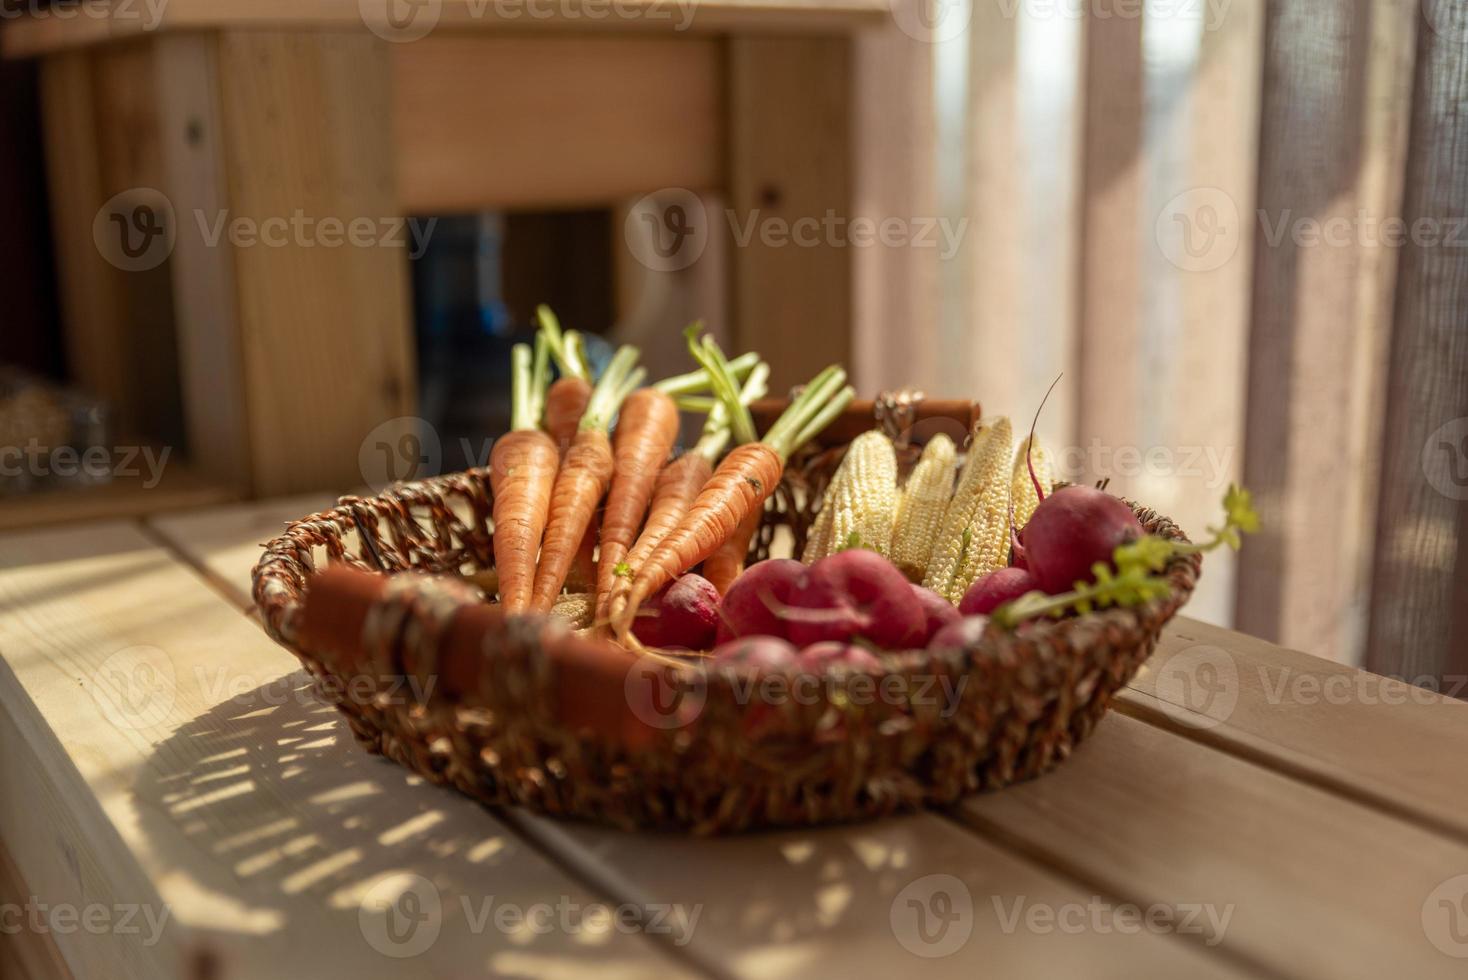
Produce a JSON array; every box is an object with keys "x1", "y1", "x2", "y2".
[
  {"x1": 3, "y1": 0, "x2": 888, "y2": 58},
  {"x1": 155, "y1": 497, "x2": 1252, "y2": 979},
  {"x1": 146, "y1": 493, "x2": 338, "y2": 607},
  {"x1": 0, "y1": 838, "x2": 74, "y2": 980},
  {"x1": 727, "y1": 37, "x2": 852, "y2": 392},
  {"x1": 505, "y1": 808, "x2": 1249, "y2": 980},
  {"x1": 959, "y1": 709, "x2": 1468, "y2": 980},
  {"x1": 1120, "y1": 616, "x2": 1468, "y2": 841},
  {"x1": 1365, "y1": 1, "x2": 1468, "y2": 687},
  {"x1": 849, "y1": 7, "x2": 937, "y2": 392},
  {"x1": 0, "y1": 458, "x2": 235, "y2": 532},
  {"x1": 0, "y1": 522, "x2": 699, "y2": 979},
  {"x1": 1237, "y1": 0, "x2": 1415, "y2": 661},
  {"x1": 214, "y1": 31, "x2": 416, "y2": 495},
  {"x1": 153, "y1": 32, "x2": 254, "y2": 489},
  {"x1": 394, "y1": 36, "x2": 723, "y2": 213}
]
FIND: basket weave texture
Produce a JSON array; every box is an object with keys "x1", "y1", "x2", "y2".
[{"x1": 252, "y1": 399, "x2": 1200, "y2": 833}]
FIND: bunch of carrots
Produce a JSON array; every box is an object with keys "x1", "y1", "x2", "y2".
[{"x1": 488, "y1": 308, "x2": 852, "y2": 649}]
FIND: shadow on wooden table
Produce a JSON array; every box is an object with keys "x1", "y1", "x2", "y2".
[{"x1": 130, "y1": 671, "x2": 692, "y2": 978}]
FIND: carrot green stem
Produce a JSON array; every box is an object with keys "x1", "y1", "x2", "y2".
[
  {"x1": 792, "y1": 383, "x2": 856, "y2": 451},
  {"x1": 613, "y1": 367, "x2": 649, "y2": 407},
  {"x1": 675, "y1": 395, "x2": 718, "y2": 413},
  {"x1": 565, "y1": 331, "x2": 591, "y2": 380},
  {"x1": 509, "y1": 343, "x2": 537, "y2": 431},
  {"x1": 762, "y1": 365, "x2": 847, "y2": 459},
  {"x1": 692, "y1": 360, "x2": 769, "y2": 463},
  {"x1": 684, "y1": 327, "x2": 757, "y2": 445},
  {"x1": 580, "y1": 345, "x2": 640, "y2": 431},
  {"x1": 529, "y1": 333, "x2": 550, "y2": 426},
  {"x1": 536, "y1": 305, "x2": 590, "y2": 381},
  {"x1": 654, "y1": 351, "x2": 758, "y2": 395}
]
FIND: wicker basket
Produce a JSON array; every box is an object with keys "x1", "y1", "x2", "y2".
[{"x1": 252, "y1": 395, "x2": 1200, "y2": 833}]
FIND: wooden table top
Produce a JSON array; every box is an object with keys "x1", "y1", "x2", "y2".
[{"x1": 2, "y1": 496, "x2": 1468, "y2": 979}]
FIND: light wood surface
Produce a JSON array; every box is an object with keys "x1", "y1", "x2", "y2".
[
  {"x1": 394, "y1": 36, "x2": 723, "y2": 212},
  {"x1": 0, "y1": 522, "x2": 696, "y2": 979},
  {"x1": 214, "y1": 31, "x2": 416, "y2": 495},
  {"x1": 89, "y1": 494, "x2": 1468, "y2": 979}
]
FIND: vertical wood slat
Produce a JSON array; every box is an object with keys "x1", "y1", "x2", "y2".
[
  {"x1": 152, "y1": 32, "x2": 253, "y2": 489},
  {"x1": 214, "y1": 31, "x2": 416, "y2": 495},
  {"x1": 37, "y1": 53, "x2": 131, "y2": 427},
  {"x1": 727, "y1": 37, "x2": 853, "y2": 393},
  {"x1": 1237, "y1": 0, "x2": 1415, "y2": 662},
  {"x1": 850, "y1": 1, "x2": 937, "y2": 393},
  {"x1": 1367, "y1": 3, "x2": 1468, "y2": 686}
]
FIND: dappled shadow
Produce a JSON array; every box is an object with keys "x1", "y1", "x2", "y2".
[{"x1": 132, "y1": 671, "x2": 685, "y2": 976}]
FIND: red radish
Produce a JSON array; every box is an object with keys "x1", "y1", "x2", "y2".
[
  {"x1": 1019, "y1": 485, "x2": 1144, "y2": 595},
  {"x1": 960, "y1": 567, "x2": 1039, "y2": 616},
  {"x1": 786, "y1": 550, "x2": 925, "y2": 649},
  {"x1": 799, "y1": 641, "x2": 882, "y2": 671},
  {"x1": 911, "y1": 584, "x2": 961, "y2": 644},
  {"x1": 928, "y1": 614, "x2": 990, "y2": 651},
  {"x1": 716, "y1": 558, "x2": 806, "y2": 640},
  {"x1": 712, "y1": 634, "x2": 798, "y2": 670},
  {"x1": 631, "y1": 573, "x2": 721, "y2": 649}
]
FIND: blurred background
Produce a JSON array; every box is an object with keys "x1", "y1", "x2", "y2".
[{"x1": 0, "y1": 0, "x2": 1463, "y2": 687}]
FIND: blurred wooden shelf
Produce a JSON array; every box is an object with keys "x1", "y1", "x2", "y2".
[
  {"x1": 0, "y1": 459, "x2": 237, "y2": 531},
  {"x1": 2, "y1": 0, "x2": 888, "y2": 58}
]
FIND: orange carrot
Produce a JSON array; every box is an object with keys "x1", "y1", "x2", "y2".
[
  {"x1": 529, "y1": 345, "x2": 642, "y2": 611},
  {"x1": 606, "y1": 358, "x2": 769, "y2": 620},
  {"x1": 594, "y1": 388, "x2": 680, "y2": 618},
  {"x1": 568, "y1": 508, "x2": 601, "y2": 593},
  {"x1": 491, "y1": 343, "x2": 559, "y2": 613},
  {"x1": 704, "y1": 507, "x2": 762, "y2": 595},
  {"x1": 545, "y1": 377, "x2": 591, "y2": 456},
  {"x1": 613, "y1": 337, "x2": 852, "y2": 638}
]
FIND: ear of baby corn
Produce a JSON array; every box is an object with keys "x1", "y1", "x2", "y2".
[
  {"x1": 923, "y1": 417, "x2": 1014, "y2": 603},
  {"x1": 828, "y1": 431, "x2": 898, "y2": 556},
  {"x1": 801, "y1": 430, "x2": 899, "y2": 561},
  {"x1": 890, "y1": 433, "x2": 958, "y2": 581},
  {"x1": 1011, "y1": 434, "x2": 1054, "y2": 531}
]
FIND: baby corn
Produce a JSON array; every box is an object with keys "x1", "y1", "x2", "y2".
[
  {"x1": 889, "y1": 433, "x2": 957, "y2": 581},
  {"x1": 1011, "y1": 434, "x2": 1054, "y2": 531},
  {"x1": 802, "y1": 430, "x2": 899, "y2": 561},
  {"x1": 923, "y1": 417, "x2": 1014, "y2": 603}
]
